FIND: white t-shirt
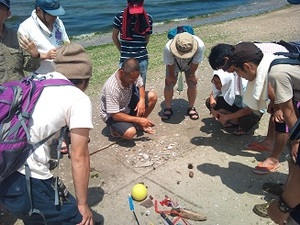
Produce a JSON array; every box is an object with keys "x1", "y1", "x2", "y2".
[
  {"x1": 163, "y1": 35, "x2": 205, "y2": 72},
  {"x1": 17, "y1": 72, "x2": 93, "y2": 179},
  {"x1": 18, "y1": 10, "x2": 70, "y2": 74}
]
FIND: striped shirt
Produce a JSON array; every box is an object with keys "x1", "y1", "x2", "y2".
[
  {"x1": 113, "y1": 10, "x2": 153, "y2": 63},
  {"x1": 100, "y1": 70, "x2": 143, "y2": 122}
]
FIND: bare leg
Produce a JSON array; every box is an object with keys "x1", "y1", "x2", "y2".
[{"x1": 144, "y1": 90, "x2": 158, "y2": 118}]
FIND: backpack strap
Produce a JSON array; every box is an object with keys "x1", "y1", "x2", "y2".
[
  {"x1": 269, "y1": 52, "x2": 300, "y2": 71},
  {"x1": 25, "y1": 163, "x2": 47, "y2": 225},
  {"x1": 53, "y1": 126, "x2": 69, "y2": 206},
  {"x1": 24, "y1": 126, "x2": 68, "y2": 225}
]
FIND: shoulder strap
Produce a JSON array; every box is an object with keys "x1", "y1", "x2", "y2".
[{"x1": 269, "y1": 52, "x2": 300, "y2": 71}]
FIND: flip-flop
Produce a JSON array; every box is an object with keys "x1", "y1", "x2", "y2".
[
  {"x1": 253, "y1": 203, "x2": 270, "y2": 218},
  {"x1": 262, "y1": 182, "x2": 284, "y2": 196},
  {"x1": 245, "y1": 142, "x2": 272, "y2": 152},
  {"x1": 253, "y1": 159, "x2": 280, "y2": 175}
]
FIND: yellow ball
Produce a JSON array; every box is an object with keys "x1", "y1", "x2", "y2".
[{"x1": 131, "y1": 183, "x2": 148, "y2": 201}]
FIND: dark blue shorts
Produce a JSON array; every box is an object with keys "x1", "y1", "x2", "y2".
[{"x1": 0, "y1": 172, "x2": 82, "y2": 225}]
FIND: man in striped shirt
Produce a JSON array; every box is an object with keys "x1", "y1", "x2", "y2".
[
  {"x1": 100, "y1": 58, "x2": 157, "y2": 140},
  {"x1": 112, "y1": 0, "x2": 152, "y2": 86}
]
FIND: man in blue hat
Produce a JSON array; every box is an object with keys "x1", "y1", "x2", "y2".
[
  {"x1": 18, "y1": 0, "x2": 70, "y2": 74},
  {"x1": 0, "y1": 0, "x2": 40, "y2": 83}
]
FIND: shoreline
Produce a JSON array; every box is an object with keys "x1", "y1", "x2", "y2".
[{"x1": 74, "y1": 1, "x2": 289, "y2": 48}]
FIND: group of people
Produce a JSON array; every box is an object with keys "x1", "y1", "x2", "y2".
[
  {"x1": 0, "y1": 0, "x2": 299, "y2": 224},
  {"x1": 208, "y1": 42, "x2": 300, "y2": 224}
]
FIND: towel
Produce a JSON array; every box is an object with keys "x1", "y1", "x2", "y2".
[
  {"x1": 121, "y1": 7, "x2": 150, "y2": 40},
  {"x1": 212, "y1": 69, "x2": 236, "y2": 106},
  {"x1": 243, "y1": 53, "x2": 280, "y2": 110}
]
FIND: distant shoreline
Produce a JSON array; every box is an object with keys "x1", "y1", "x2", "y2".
[{"x1": 74, "y1": 2, "x2": 289, "y2": 48}]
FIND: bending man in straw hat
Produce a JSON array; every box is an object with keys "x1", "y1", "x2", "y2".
[{"x1": 162, "y1": 32, "x2": 205, "y2": 121}]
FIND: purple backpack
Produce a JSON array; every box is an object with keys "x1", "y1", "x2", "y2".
[{"x1": 0, "y1": 75, "x2": 73, "y2": 184}]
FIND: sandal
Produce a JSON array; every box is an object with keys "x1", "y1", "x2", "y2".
[
  {"x1": 187, "y1": 107, "x2": 199, "y2": 120},
  {"x1": 233, "y1": 127, "x2": 246, "y2": 136},
  {"x1": 253, "y1": 203, "x2": 270, "y2": 218},
  {"x1": 161, "y1": 108, "x2": 173, "y2": 120},
  {"x1": 253, "y1": 158, "x2": 280, "y2": 175}
]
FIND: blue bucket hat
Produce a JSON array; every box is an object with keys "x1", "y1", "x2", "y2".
[
  {"x1": 0, "y1": 0, "x2": 10, "y2": 9},
  {"x1": 35, "y1": 0, "x2": 65, "y2": 16}
]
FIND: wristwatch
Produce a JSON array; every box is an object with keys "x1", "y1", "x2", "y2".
[{"x1": 277, "y1": 196, "x2": 294, "y2": 213}]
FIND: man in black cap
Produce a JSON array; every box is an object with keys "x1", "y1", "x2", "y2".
[
  {"x1": 0, "y1": 0, "x2": 40, "y2": 83},
  {"x1": 112, "y1": 0, "x2": 152, "y2": 86}
]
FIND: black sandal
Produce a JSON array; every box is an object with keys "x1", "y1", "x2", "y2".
[
  {"x1": 187, "y1": 107, "x2": 199, "y2": 120},
  {"x1": 161, "y1": 108, "x2": 173, "y2": 120}
]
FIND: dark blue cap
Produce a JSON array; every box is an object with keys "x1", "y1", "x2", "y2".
[
  {"x1": 0, "y1": 0, "x2": 10, "y2": 9},
  {"x1": 35, "y1": 0, "x2": 65, "y2": 16}
]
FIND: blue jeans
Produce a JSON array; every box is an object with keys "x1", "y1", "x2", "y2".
[
  {"x1": 138, "y1": 59, "x2": 148, "y2": 86},
  {"x1": 0, "y1": 172, "x2": 82, "y2": 225}
]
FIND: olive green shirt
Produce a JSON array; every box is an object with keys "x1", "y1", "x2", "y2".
[{"x1": 0, "y1": 24, "x2": 40, "y2": 83}]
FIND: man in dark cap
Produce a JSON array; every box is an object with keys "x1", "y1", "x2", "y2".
[
  {"x1": 0, "y1": 43, "x2": 94, "y2": 225},
  {"x1": 112, "y1": 0, "x2": 152, "y2": 86},
  {"x1": 0, "y1": 0, "x2": 40, "y2": 83},
  {"x1": 18, "y1": 0, "x2": 70, "y2": 74},
  {"x1": 226, "y1": 41, "x2": 300, "y2": 225}
]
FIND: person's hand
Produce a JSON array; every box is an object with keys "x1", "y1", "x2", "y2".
[
  {"x1": 165, "y1": 75, "x2": 177, "y2": 86},
  {"x1": 18, "y1": 34, "x2": 40, "y2": 58},
  {"x1": 77, "y1": 204, "x2": 94, "y2": 225},
  {"x1": 267, "y1": 199, "x2": 289, "y2": 225},
  {"x1": 138, "y1": 117, "x2": 155, "y2": 132},
  {"x1": 135, "y1": 98, "x2": 145, "y2": 117},
  {"x1": 274, "y1": 109, "x2": 285, "y2": 123},
  {"x1": 41, "y1": 48, "x2": 57, "y2": 60}
]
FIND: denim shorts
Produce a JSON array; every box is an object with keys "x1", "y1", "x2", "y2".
[{"x1": 0, "y1": 172, "x2": 82, "y2": 225}]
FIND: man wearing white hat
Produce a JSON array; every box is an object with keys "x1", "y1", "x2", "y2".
[{"x1": 162, "y1": 32, "x2": 205, "y2": 121}]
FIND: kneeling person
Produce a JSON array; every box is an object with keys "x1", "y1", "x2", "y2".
[{"x1": 100, "y1": 58, "x2": 157, "y2": 140}]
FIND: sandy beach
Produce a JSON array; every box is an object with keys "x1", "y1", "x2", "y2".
[{"x1": 2, "y1": 4, "x2": 300, "y2": 225}]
